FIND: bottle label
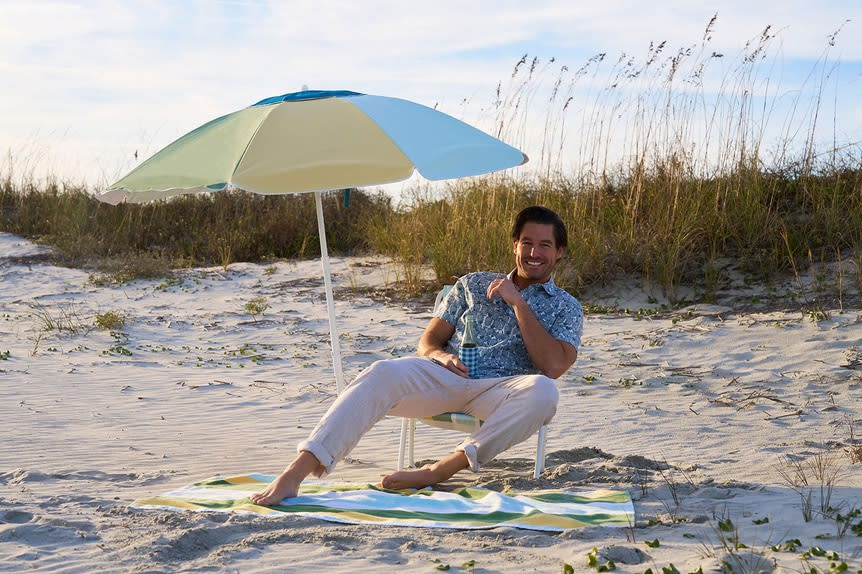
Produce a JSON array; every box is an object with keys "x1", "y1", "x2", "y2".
[{"x1": 458, "y1": 346, "x2": 479, "y2": 379}]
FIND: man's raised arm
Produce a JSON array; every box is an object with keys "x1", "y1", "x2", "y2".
[{"x1": 487, "y1": 278, "x2": 578, "y2": 379}]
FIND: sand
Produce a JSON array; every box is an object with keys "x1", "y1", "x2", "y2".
[{"x1": 1, "y1": 231, "x2": 861, "y2": 573}]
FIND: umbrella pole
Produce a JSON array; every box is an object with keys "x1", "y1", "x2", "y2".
[{"x1": 315, "y1": 191, "x2": 346, "y2": 394}]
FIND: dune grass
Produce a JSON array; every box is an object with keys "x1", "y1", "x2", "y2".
[
  {"x1": 0, "y1": 178, "x2": 391, "y2": 279},
  {"x1": 1, "y1": 17, "x2": 859, "y2": 305},
  {"x1": 359, "y1": 161, "x2": 861, "y2": 302}
]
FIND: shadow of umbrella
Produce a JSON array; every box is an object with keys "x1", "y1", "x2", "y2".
[{"x1": 99, "y1": 89, "x2": 528, "y2": 393}]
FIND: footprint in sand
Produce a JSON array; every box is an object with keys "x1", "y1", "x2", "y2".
[{"x1": 0, "y1": 510, "x2": 34, "y2": 524}]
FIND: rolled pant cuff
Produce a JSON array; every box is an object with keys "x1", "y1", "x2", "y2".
[
  {"x1": 457, "y1": 442, "x2": 480, "y2": 473},
  {"x1": 297, "y1": 440, "x2": 335, "y2": 476}
]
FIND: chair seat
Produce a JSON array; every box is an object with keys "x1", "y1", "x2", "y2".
[{"x1": 420, "y1": 412, "x2": 482, "y2": 432}]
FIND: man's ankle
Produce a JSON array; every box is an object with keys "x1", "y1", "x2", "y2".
[{"x1": 287, "y1": 450, "x2": 324, "y2": 477}]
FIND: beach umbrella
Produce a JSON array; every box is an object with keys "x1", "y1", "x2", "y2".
[{"x1": 99, "y1": 89, "x2": 528, "y2": 393}]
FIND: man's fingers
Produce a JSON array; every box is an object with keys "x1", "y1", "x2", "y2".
[
  {"x1": 487, "y1": 279, "x2": 503, "y2": 298},
  {"x1": 452, "y1": 359, "x2": 469, "y2": 377},
  {"x1": 431, "y1": 354, "x2": 469, "y2": 377}
]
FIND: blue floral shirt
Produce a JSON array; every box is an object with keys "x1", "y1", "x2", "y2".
[{"x1": 435, "y1": 271, "x2": 583, "y2": 378}]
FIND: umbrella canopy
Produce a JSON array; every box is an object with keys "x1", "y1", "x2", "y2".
[{"x1": 100, "y1": 89, "x2": 528, "y2": 392}]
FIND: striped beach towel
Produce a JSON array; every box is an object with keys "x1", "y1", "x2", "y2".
[{"x1": 132, "y1": 474, "x2": 634, "y2": 531}]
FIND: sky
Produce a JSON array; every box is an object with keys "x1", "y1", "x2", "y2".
[{"x1": 1, "y1": 0, "x2": 860, "y2": 196}]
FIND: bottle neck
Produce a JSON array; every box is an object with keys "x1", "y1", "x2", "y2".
[{"x1": 462, "y1": 314, "x2": 477, "y2": 346}]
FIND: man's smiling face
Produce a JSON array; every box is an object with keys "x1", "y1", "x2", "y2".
[{"x1": 512, "y1": 221, "x2": 565, "y2": 287}]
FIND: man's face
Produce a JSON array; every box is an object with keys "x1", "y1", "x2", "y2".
[{"x1": 512, "y1": 222, "x2": 564, "y2": 286}]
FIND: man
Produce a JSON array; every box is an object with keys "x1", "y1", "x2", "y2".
[{"x1": 251, "y1": 205, "x2": 583, "y2": 505}]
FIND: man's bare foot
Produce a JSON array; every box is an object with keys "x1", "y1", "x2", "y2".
[
  {"x1": 249, "y1": 450, "x2": 323, "y2": 506},
  {"x1": 381, "y1": 451, "x2": 469, "y2": 490},
  {"x1": 381, "y1": 466, "x2": 440, "y2": 490},
  {"x1": 249, "y1": 471, "x2": 302, "y2": 505}
]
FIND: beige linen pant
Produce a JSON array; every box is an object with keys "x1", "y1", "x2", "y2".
[{"x1": 297, "y1": 356, "x2": 558, "y2": 473}]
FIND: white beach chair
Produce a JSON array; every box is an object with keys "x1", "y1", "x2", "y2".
[{"x1": 396, "y1": 286, "x2": 548, "y2": 479}]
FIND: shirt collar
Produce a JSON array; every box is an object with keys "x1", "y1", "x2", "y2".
[{"x1": 507, "y1": 269, "x2": 559, "y2": 295}]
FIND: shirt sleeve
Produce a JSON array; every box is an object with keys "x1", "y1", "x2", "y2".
[
  {"x1": 549, "y1": 298, "x2": 583, "y2": 350},
  {"x1": 435, "y1": 276, "x2": 469, "y2": 326}
]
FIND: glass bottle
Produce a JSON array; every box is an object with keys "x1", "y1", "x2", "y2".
[{"x1": 458, "y1": 312, "x2": 479, "y2": 378}]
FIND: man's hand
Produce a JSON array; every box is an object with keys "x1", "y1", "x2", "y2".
[
  {"x1": 429, "y1": 352, "x2": 470, "y2": 377},
  {"x1": 418, "y1": 317, "x2": 469, "y2": 377},
  {"x1": 486, "y1": 276, "x2": 524, "y2": 307}
]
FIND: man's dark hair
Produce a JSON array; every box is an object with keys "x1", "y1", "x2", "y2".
[{"x1": 511, "y1": 206, "x2": 568, "y2": 249}]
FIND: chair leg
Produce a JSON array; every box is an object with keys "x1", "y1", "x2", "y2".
[
  {"x1": 407, "y1": 418, "x2": 416, "y2": 467},
  {"x1": 533, "y1": 425, "x2": 547, "y2": 480},
  {"x1": 397, "y1": 418, "x2": 409, "y2": 470}
]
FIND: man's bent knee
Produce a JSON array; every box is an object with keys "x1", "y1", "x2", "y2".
[
  {"x1": 360, "y1": 357, "x2": 420, "y2": 378},
  {"x1": 346, "y1": 357, "x2": 426, "y2": 397},
  {"x1": 527, "y1": 375, "x2": 559, "y2": 421}
]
